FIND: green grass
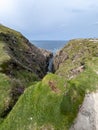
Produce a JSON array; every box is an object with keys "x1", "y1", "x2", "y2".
[
  {"x1": 0, "y1": 42, "x2": 10, "y2": 65},
  {"x1": 0, "y1": 40, "x2": 39, "y2": 122},
  {"x1": 13, "y1": 69, "x2": 39, "y2": 86},
  {"x1": 0, "y1": 42, "x2": 12, "y2": 122},
  {"x1": 0, "y1": 73, "x2": 11, "y2": 123},
  {"x1": 54, "y1": 39, "x2": 98, "y2": 80},
  {"x1": 0, "y1": 74, "x2": 67, "y2": 130},
  {"x1": 0, "y1": 69, "x2": 98, "y2": 130},
  {"x1": 0, "y1": 26, "x2": 98, "y2": 129},
  {"x1": 60, "y1": 67, "x2": 98, "y2": 127},
  {"x1": 0, "y1": 24, "x2": 24, "y2": 44},
  {"x1": 0, "y1": 25, "x2": 42, "y2": 123}
]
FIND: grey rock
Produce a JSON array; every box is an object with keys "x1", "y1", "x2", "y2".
[{"x1": 70, "y1": 92, "x2": 98, "y2": 130}]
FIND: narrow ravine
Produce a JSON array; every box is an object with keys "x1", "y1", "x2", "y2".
[{"x1": 48, "y1": 56, "x2": 54, "y2": 72}]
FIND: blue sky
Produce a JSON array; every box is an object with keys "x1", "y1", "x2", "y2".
[{"x1": 0, "y1": 0, "x2": 98, "y2": 40}]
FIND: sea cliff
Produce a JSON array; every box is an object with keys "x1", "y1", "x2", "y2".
[{"x1": 0, "y1": 25, "x2": 98, "y2": 130}]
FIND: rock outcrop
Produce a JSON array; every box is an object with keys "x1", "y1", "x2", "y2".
[
  {"x1": 0, "y1": 25, "x2": 98, "y2": 130},
  {"x1": 70, "y1": 92, "x2": 98, "y2": 130},
  {"x1": 53, "y1": 39, "x2": 98, "y2": 80},
  {"x1": 39, "y1": 48, "x2": 53, "y2": 72},
  {"x1": 0, "y1": 24, "x2": 52, "y2": 120},
  {"x1": 0, "y1": 25, "x2": 52, "y2": 78},
  {"x1": 53, "y1": 39, "x2": 98, "y2": 130}
]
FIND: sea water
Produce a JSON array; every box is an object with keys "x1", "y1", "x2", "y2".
[
  {"x1": 31, "y1": 40, "x2": 68, "y2": 53},
  {"x1": 31, "y1": 40, "x2": 68, "y2": 72}
]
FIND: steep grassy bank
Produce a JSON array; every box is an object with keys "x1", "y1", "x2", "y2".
[
  {"x1": 53, "y1": 39, "x2": 98, "y2": 80},
  {"x1": 0, "y1": 66, "x2": 98, "y2": 130},
  {"x1": 0, "y1": 25, "x2": 98, "y2": 130},
  {"x1": 1, "y1": 38, "x2": 98, "y2": 129},
  {"x1": 0, "y1": 25, "x2": 51, "y2": 123}
]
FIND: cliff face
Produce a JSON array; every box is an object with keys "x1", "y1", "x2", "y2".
[
  {"x1": 53, "y1": 39, "x2": 98, "y2": 80},
  {"x1": 0, "y1": 25, "x2": 98, "y2": 130},
  {"x1": 53, "y1": 39, "x2": 98, "y2": 130},
  {"x1": 0, "y1": 25, "x2": 52, "y2": 121},
  {"x1": 0, "y1": 25, "x2": 51, "y2": 78}
]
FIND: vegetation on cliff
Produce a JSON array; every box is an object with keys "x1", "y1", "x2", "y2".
[
  {"x1": 1, "y1": 66, "x2": 98, "y2": 130},
  {"x1": 0, "y1": 25, "x2": 51, "y2": 123},
  {"x1": 0, "y1": 25, "x2": 98, "y2": 130},
  {"x1": 53, "y1": 39, "x2": 98, "y2": 80}
]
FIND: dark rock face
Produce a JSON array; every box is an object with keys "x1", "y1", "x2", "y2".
[
  {"x1": 39, "y1": 48, "x2": 53, "y2": 72},
  {"x1": 0, "y1": 28, "x2": 52, "y2": 78},
  {"x1": 53, "y1": 49, "x2": 69, "y2": 72},
  {"x1": 0, "y1": 24, "x2": 53, "y2": 119}
]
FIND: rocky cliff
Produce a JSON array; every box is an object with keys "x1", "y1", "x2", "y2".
[
  {"x1": 0, "y1": 25, "x2": 52, "y2": 78},
  {"x1": 53, "y1": 39, "x2": 98, "y2": 129},
  {"x1": 0, "y1": 25, "x2": 98, "y2": 130},
  {"x1": 53, "y1": 39, "x2": 98, "y2": 80},
  {"x1": 0, "y1": 24, "x2": 52, "y2": 122}
]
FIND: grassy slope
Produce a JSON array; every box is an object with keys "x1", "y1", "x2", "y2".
[
  {"x1": 0, "y1": 74, "x2": 66, "y2": 130},
  {"x1": 0, "y1": 24, "x2": 39, "y2": 84},
  {"x1": 54, "y1": 39, "x2": 98, "y2": 80},
  {"x1": 0, "y1": 29, "x2": 98, "y2": 130},
  {"x1": 0, "y1": 25, "x2": 41, "y2": 123},
  {"x1": 0, "y1": 73, "x2": 11, "y2": 123},
  {"x1": 0, "y1": 65, "x2": 98, "y2": 130},
  {"x1": 0, "y1": 41, "x2": 12, "y2": 123}
]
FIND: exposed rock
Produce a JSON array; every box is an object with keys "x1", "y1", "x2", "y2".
[
  {"x1": 39, "y1": 48, "x2": 53, "y2": 60},
  {"x1": 39, "y1": 48, "x2": 53, "y2": 72},
  {"x1": 0, "y1": 25, "x2": 51, "y2": 78},
  {"x1": 69, "y1": 65, "x2": 85, "y2": 79},
  {"x1": 53, "y1": 49, "x2": 69, "y2": 72},
  {"x1": 53, "y1": 39, "x2": 98, "y2": 80},
  {"x1": 1, "y1": 25, "x2": 98, "y2": 130},
  {"x1": 0, "y1": 24, "x2": 52, "y2": 120},
  {"x1": 70, "y1": 92, "x2": 98, "y2": 130}
]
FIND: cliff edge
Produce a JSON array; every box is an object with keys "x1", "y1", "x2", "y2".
[
  {"x1": 0, "y1": 26, "x2": 98, "y2": 130},
  {"x1": 0, "y1": 24, "x2": 52, "y2": 122}
]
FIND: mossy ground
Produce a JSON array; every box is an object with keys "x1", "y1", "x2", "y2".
[
  {"x1": 0, "y1": 25, "x2": 98, "y2": 130},
  {"x1": 0, "y1": 73, "x2": 66, "y2": 130},
  {"x1": 54, "y1": 39, "x2": 98, "y2": 80},
  {"x1": 0, "y1": 73, "x2": 11, "y2": 123},
  {"x1": 0, "y1": 42, "x2": 10, "y2": 63},
  {"x1": 0, "y1": 43, "x2": 38, "y2": 123},
  {"x1": 0, "y1": 25, "x2": 41, "y2": 123},
  {"x1": 0, "y1": 66, "x2": 98, "y2": 130},
  {"x1": 0, "y1": 42, "x2": 11, "y2": 122}
]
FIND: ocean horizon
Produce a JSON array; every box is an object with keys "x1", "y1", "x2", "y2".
[{"x1": 31, "y1": 40, "x2": 68, "y2": 53}]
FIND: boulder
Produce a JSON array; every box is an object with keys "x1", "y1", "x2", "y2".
[{"x1": 70, "y1": 92, "x2": 98, "y2": 130}]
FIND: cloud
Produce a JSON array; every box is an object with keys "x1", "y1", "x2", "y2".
[
  {"x1": 0, "y1": 0, "x2": 98, "y2": 39},
  {"x1": 93, "y1": 22, "x2": 98, "y2": 25}
]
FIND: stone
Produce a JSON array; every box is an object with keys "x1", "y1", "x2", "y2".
[{"x1": 70, "y1": 92, "x2": 98, "y2": 130}]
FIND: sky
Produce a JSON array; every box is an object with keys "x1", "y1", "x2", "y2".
[{"x1": 0, "y1": 0, "x2": 98, "y2": 40}]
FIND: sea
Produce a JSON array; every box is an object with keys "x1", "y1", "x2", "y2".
[{"x1": 31, "y1": 40, "x2": 68, "y2": 53}]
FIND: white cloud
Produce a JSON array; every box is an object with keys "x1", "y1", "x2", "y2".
[
  {"x1": 0, "y1": 0, "x2": 14, "y2": 13},
  {"x1": 93, "y1": 22, "x2": 98, "y2": 25},
  {"x1": 0, "y1": 0, "x2": 98, "y2": 39}
]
